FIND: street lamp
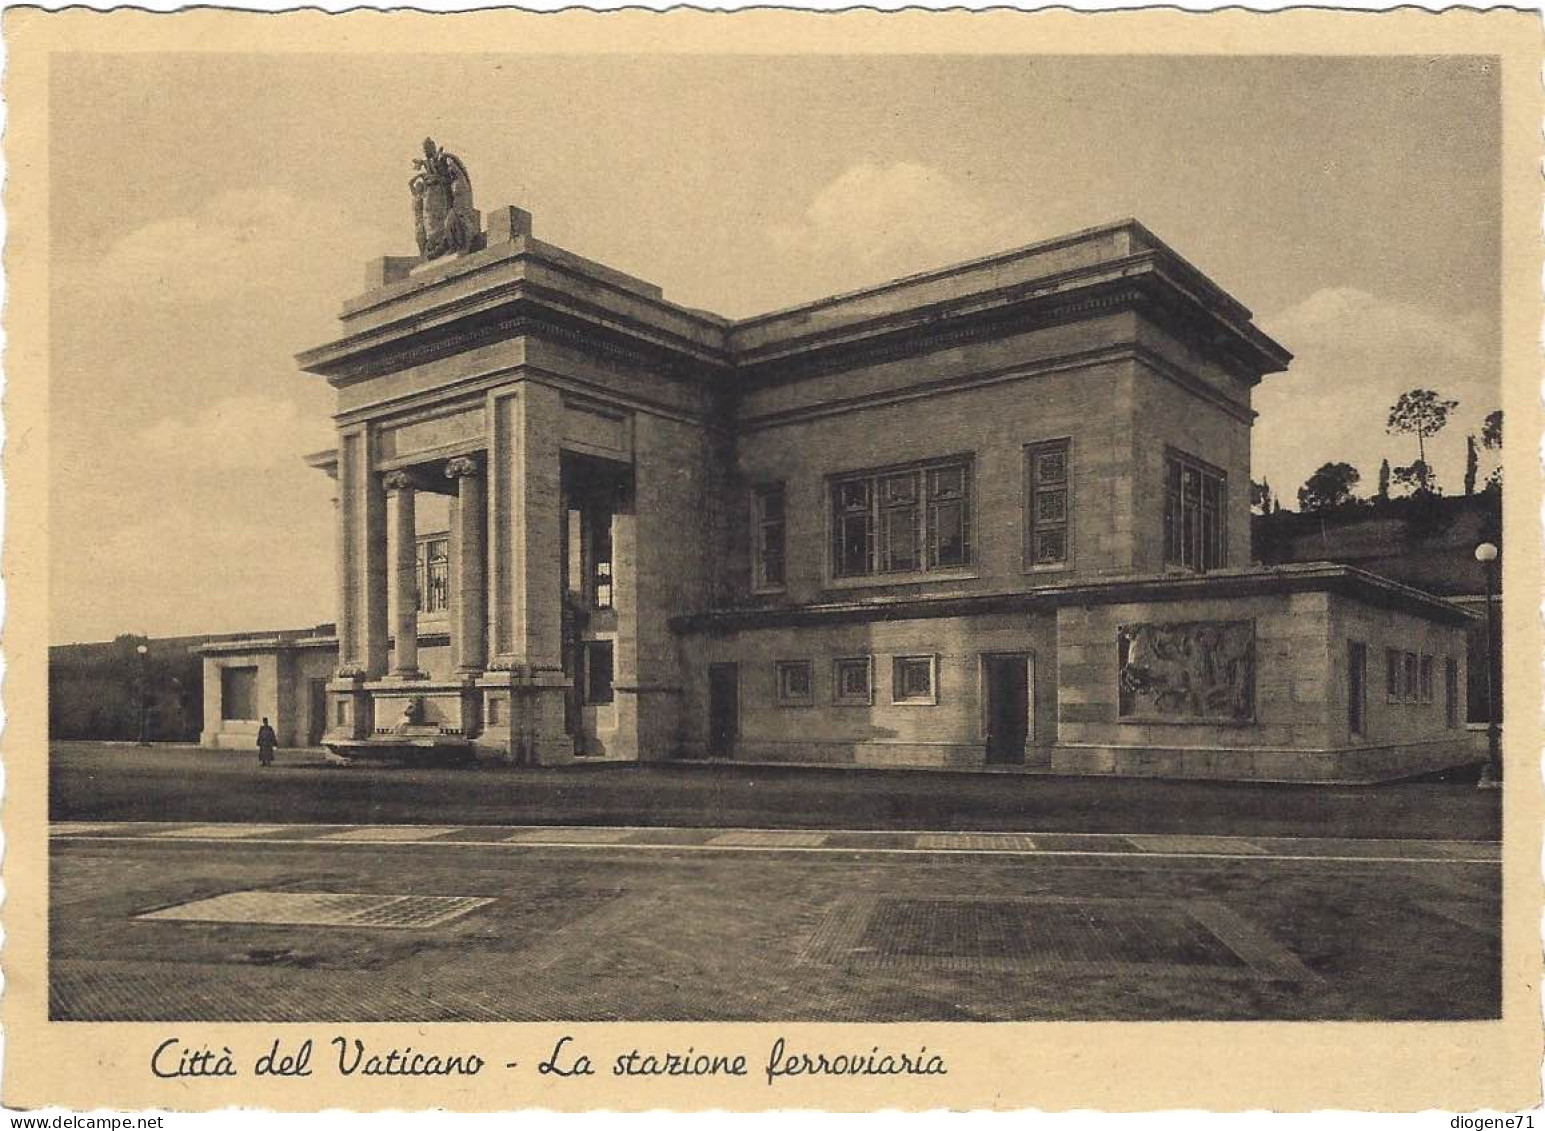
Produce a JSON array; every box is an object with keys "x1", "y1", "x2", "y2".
[
  {"x1": 135, "y1": 643, "x2": 150, "y2": 747},
  {"x1": 1474, "y1": 542, "x2": 1500, "y2": 788}
]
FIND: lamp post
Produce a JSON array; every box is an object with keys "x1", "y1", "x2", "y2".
[
  {"x1": 135, "y1": 643, "x2": 150, "y2": 747},
  {"x1": 1474, "y1": 542, "x2": 1501, "y2": 788}
]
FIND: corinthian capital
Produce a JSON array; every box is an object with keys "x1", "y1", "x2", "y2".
[
  {"x1": 444, "y1": 455, "x2": 481, "y2": 480},
  {"x1": 382, "y1": 469, "x2": 417, "y2": 492}
]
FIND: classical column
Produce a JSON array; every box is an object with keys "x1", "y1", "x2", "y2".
[
  {"x1": 446, "y1": 455, "x2": 486, "y2": 674},
  {"x1": 334, "y1": 430, "x2": 361, "y2": 673},
  {"x1": 384, "y1": 469, "x2": 423, "y2": 679}
]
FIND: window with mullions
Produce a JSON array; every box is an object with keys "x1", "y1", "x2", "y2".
[
  {"x1": 830, "y1": 458, "x2": 972, "y2": 578},
  {"x1": 415, "y1": 536, "x2": 450, "y2": 614},
  {"x1": 1025, "y1": 439, "x2": 1071, "y2": 568},
  {"x1": 1163, "y1": 451, "x2": 1227, "y2": 572},
  {"x1": 753, "y1": 484, "x2": 787, "y2": 590}
]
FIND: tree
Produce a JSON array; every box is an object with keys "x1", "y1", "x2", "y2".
[
  {"x1": 1297, "y1": 462, "x2": 1361, "y2": 513},
  {"x1": 1482, "y1": 409, "x2": 1502, "y2": 490},
  {"x1": 1391, "y1": 460, "x2": 1439, "y2": 496},
  {"x1": 1464, "y1": 434, "x2": 1479, "y2": 496},
  {"x1": 1386, "y1": 389, "x2": 1458, "y2": 493},
  {"x1": 1250, "y1": 478, "x2": 1273, "y2": 515},
  {"x1": 1482, "y1": 409, "x2": 1502, "y2": 450},
  {"x1": 1377, "y1": 458, "x2": 1391, "y2": 501}
]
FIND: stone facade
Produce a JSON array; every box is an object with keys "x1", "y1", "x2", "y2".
[{"x1": 197, "y1": 206, "x2": 1476, "y2": 781}]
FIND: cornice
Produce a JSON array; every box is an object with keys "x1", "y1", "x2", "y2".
[{"x1": 671, "y1": 565, "x2": 1470, "y2": 634}]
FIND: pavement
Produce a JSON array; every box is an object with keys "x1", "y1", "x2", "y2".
[
  {"x1": 51, "y1": 820, "x2": 1500, "y2": 1023},
  {"x1": 47, "y1": 741, "x2": 1502, "y2": 1023},
  {"x1": 50, "y1": 742, "x2": 1502, "y2": 840}
]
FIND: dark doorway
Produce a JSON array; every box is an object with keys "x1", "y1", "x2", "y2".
[
  {"x1": 983, "y1": 654, "x2": 1031, "y2": 765},
  {"x1": 708, "y1": 663, "x2": 739, "y2": 759},
  {"x1": 1347, "y1": 641, "x2": 1367, "y2": 738},
  {"x1": 307, "y1": 678, "x2": 329, "y2": 746}
]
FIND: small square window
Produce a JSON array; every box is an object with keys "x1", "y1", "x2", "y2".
[
  {"x1": 892, "y1": 655, "x2": 937, "y2": 705},
  {"x1": 776, "y1": 660, "x2": 813, "y2": 707},
  {"x1": 833, "y1": 657, "x2": 873, "y2": 706}
]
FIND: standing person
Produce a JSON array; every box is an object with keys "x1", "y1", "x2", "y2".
[{"x1": 256, "y1": 717, "x2": 278, "y2": 768}]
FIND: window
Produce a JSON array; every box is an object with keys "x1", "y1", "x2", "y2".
[
  {"x1": 590, "y1": 511, "x2": 613, "y2": 610},
  {"x1": 1445, "y1": 657, "x2": 1459, "y2": 728},
  {"x1": 753, "y1": 484, "x2": 787, "y2": 590},
  {"x1": 415, "y1": 535, "x2": 450, "y2": 614},
  {"x1": 584, "y1": 640, "x2": 614, "y2": 705},
  {"x1": 1404, "y1": 652, "x2": 1419, "y2": 703},
  {"x1": 1025, "y1": 439, "x2": 1071, "y2": 568},
  {"x1": 1163, "y1": 451, "x2": 1227, "y2": 571},
  {"x1": 1348, "y1": 641, "x2": 1366, "y2": 737},
  {"x1": 830, "y1": 457, "x2": 972, "y2": 579},
  {"x1": 220, "y1": 666, "x2": 258, "y2": 721},
  {"x1": 1419, "y1": 654, "x2": 1435, "y2": 704},
  {"x1": 1386, "y1": 648, "x2": 1401, "y2": 701},
  {"x1": 892, "y1": 655, "x2": 938, "y2": 705},
  {"x1": 833, "y1": 657, "x2": 874, "y2": 706},
  {"x1": 776, "y1": 660, "x2": 813, "y2": 707}
]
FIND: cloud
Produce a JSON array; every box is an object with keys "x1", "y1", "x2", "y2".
[
  {"x1": 764, "y1": 162, "x2": 1040, "y2": 303},
  {"x1": 1253, "y1": 289, "x2": 1499, "y2": 505},
  {"x1": 65, "y1": 188, "x2": 389, "y2": 338},
  {"x1": 139, "y1": 395, "x2": 335, "y2": 472}
]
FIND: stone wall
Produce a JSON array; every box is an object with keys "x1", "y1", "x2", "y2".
[
  {"x1": 681, "y1": 612, "x2": 1059, "y2": 768},
  {"x1": 1052, "y1": 589, "x2": 1472, "y2": 782},
  {"x1": 1128, "y1": 354, "x2": 1254, "y2": 572},
  {"x1": 734, "y1": 357, "x2": 1135, "y2": 606}
]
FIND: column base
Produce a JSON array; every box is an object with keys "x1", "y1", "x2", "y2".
[
  {"x1": 476, "y1": 667, "x2": 573, "y2": 765},
  {"x1": 324, "y1": 675, "x2": 372, "y2": 742}
]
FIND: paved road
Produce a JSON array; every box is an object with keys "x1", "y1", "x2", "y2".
[
  {"x1": 50, "y1": 821, "x2": 1501, "y2": 1023},
  {"x1": 51, "y1": 742, "x2": 1502, "y2": 840}
]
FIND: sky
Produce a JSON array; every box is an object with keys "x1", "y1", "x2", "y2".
[{"x1": 47, "y1": 53, "x2": 1502, "y2": 643}]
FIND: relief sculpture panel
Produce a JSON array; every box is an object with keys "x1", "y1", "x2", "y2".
[{"x1": 1117, "y1": 619, "x2": 1256, "y2": 722}]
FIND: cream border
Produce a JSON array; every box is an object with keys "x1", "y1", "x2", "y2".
[{"x1": 4, "y1": 9, "x2": 1541, "y2": 1112}]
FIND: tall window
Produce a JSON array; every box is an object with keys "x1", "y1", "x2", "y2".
[
  {"x1": 1347, "y1": 641, "x2": 1366, "y2": 737},
  {"x1": 830, "y1": 457, "x2": 972, "y2": 579},
  {"x1": 1445, "y1": 657, "x2": 1459, "y2": 728},
  {"x1": 1025, "y1": 439, "x2": 1071, "y2": 567},
  {"x1": 415, "y1": 535, "x2": 450, "y2": 614},
  {"x1": 1386, "y1": 648, "x2": 1401, "y2": 701},
  {"x1": 590, "y1": 510, "x2": 613, "y2": 610},
  {"x1": 753, "y1": 484, "x2": 787, "y2": 590},
  {"x1": 1164, "y1": 451, "x2": 1227, "y2": 571}
]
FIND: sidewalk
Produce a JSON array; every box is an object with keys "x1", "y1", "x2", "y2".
[{"x1": 50, "y1": 741, "x2": 1502, "y2": 841}]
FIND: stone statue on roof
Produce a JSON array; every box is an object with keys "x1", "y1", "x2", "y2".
[{"x1": 410, "y1": 137, "x2": 477, "y2": 261}]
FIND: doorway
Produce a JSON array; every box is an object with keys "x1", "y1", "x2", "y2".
[
  {"x1": 708, "y1": 663, "x2": 739, "y2": 759},
  {"x1": 307, "y1": 678, "x2": 329, "y2": 746},
  {"x1": 982, "y1": 653, "x2": 1033, "y2": 765}
]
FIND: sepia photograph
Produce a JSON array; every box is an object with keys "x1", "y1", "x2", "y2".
[{"x1": 6, "y1": 7, "x2": 1541, "y2": 1113}]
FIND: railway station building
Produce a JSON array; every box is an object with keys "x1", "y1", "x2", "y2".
[{"x1": 201, "y1": 199, "x2": 1474, "y2": 782}]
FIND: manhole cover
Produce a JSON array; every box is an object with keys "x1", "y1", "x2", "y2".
[
  {"x1": 159, "y1": 825, "x2": 288, "y2": 839},
  {"x1": 914, "y1": 833, "x2": 1038, "y2": 852},
  {"x1": 862, "y1": 898, "x2": 1243, "y2": 966},
  {"x1": 323, "y1": 827, "x2": 459, "y2": 842},
  {"x1": 707, "y1": 831, "x2": 828, "y2": 848},
  {"x1": 139, "y1": 892, "x2": 493, "y2": 929},
  {"x1": 504, "y1": 827, "x2": 635, "y2": 844},
  {"x1": 1125, "y1": 835, "x2": 1265, "y2": 855}
]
